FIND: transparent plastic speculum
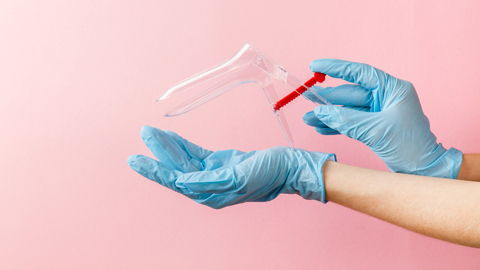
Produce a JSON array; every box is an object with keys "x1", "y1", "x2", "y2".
[{"x1": 158, "y1": 42, "x2": 330, "y2": 149}]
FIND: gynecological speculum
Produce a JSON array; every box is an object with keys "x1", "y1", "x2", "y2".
[{"x1": 158, "y1": 42, "x2": 330, "y2": 149}]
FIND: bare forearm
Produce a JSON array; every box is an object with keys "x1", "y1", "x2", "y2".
[
  {"x1": 322, "y1": 161, "x2": 480, "y2": 248},
  {"x1": 458, "y1": 154, "x2": 480, "y2": 182}
]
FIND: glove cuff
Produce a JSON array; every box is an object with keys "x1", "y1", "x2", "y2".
[
  {"x1": 291, "y1": 152, "x2": 337, "y2": 204},
  {"x1": 316, "y1": 153, "x2": 337, "y2": 204},
  {"x1": 415, "y1": 146, "x2": 463, "y2": 179}
]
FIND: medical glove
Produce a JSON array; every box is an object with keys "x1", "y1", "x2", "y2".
[
  {"x1": 128, "y1": 126, "x2": 336, "y2": 209},
  {"x1": 303, "y1": 59, "x2": 463, "y2": 178}
]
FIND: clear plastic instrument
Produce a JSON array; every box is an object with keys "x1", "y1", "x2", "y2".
[{"x1": 158, "y1": 42, "x2": 330, "y2": 148}]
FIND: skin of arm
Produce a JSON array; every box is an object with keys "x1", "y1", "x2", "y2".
[
  {"x1": 323, "y1": 161, "x2": 480, "y2": 248},
  {"x1": 458, "y1": 154, "x2": 480, "y2": 182}
]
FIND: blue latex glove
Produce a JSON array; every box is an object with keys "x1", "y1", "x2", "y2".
[
  {"x1": 303, "y1": 59, "x2": 462, "y2": 178},
  {"x1": 128, "y1": 126, "x2": 336, "y2": 209}
]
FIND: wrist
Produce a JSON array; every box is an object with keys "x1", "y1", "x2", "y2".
[{"x1": 457, "y1": 154, "x2": 480, "y2": 181}]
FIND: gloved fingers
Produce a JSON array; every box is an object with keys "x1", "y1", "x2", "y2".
[
  {"x1": 128, "y1": 154, "x2": 210, "y2": 200},
  {"x1": 303, "y1": 111, "x2": 325, "y2": 127},
  {"x1": 128, "y1": 154, "x2": 182, "y2": 191},
  {"x1": 344, "y1": 105, "x2": 371, "y2": 113},
  {"x1": 314, "y1": 105, "x2": 374, "y2": 140},
  {"x1": 140, "y1": 126, "x2": 201, "y2": 172},
  {"x1": 175, "y1": 167, "x2": 238, "y2": 194},
  {"x1": 303, "y1": 111, "x2": 337, "y2": 135},
  {"x1": 303, "y1": 106, "x2": 370, "y2": 127},
  {"x1": 163, "y1": 130, "x2": 214, "y2": 161},
  {"x1": 305, "y1": 106, "x2": 368, "y2": 136},
  {"x1": 315, "y1": 127, "x2": 340, "y2": 135},
  {"x1": 310, "y1": 59, "x2": 388, "y2": 91},
  {"x1": 314, "y1": 106, "x2": 370, "y2": 135},
  {"x1": 303, "y1": 84, "x2": 372, "y2": 107}
]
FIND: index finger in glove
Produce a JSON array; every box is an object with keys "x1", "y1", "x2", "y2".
[
  {"x1": 140, "y1": 126, "x2": 202, "y2": 172},
  {"x1": 303, "y1": 84, "x2": 372, "y2": 107},
  {"x1": 310, "y1": 59, "x2": 388, "y2": 91},
  {"x1": 163, "y1": 130, "x2": 213, "y2": 161}
]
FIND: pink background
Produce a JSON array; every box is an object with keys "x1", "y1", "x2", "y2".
[{"x1": 1, "y1": 0, "x2": 480, "y2": 269}]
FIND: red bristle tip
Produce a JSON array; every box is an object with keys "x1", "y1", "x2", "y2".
[{"x1": 273, "y1": 72, "x2": 325, "y2": 111}]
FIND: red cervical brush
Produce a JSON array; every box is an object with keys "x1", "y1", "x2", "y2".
[{"x1": 273, "y1": 72, "x2": 326, "y2": 112}]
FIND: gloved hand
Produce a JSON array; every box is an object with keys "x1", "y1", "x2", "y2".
[
  {"x1": 303, "y1": 59, "x2": 462, "y2": 179},
  {"x1": 128, "y1": 126, "x2": 336, "y2": 209}
]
